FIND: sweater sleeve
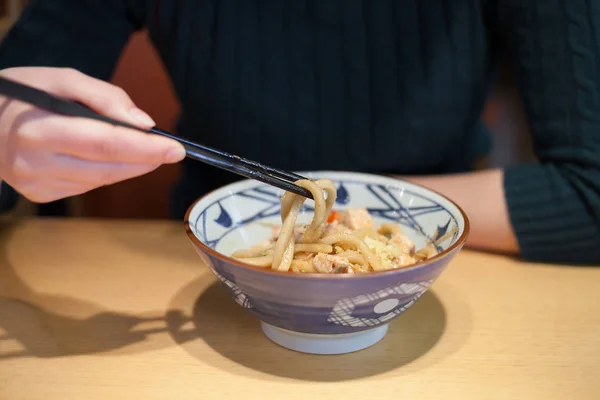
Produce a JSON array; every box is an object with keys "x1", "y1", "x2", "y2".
[
  {"x1": 497, "y1": 0, "x2": 600, "y2": 263},
  {"x1": 0, "y1": 0, "x2": 145, "y2": 75},
  {"x1": 0, "y1": 181, "x2": 18, "y2": 212},
  {"x1": 0, "y1": 0, "x2": 147, "y2": 213}
]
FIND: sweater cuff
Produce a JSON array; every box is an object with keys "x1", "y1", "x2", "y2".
[
  {"x1": 0, "y1": 181, "x2": 19, "y2": 213},
  {"x1": 503, "y1": 164, "x2": 600, "y2": 264}
]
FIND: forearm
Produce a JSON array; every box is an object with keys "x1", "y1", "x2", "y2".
[{"x1": 397, "y1": 169, "x2": 520, "y2": 255}]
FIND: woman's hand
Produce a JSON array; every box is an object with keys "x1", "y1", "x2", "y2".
[{"x1": 0, "y1": 67, "x2": 185, "y2": 203}]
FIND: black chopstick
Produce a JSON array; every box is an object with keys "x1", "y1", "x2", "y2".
[
  {"x1": 147, "y1": 127, "x2": 310, "y2": 188},
  {"x1": 0, "y1": 76, "x2": 314, "y2": 199}
]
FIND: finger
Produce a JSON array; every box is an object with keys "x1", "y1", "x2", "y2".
[
  {"x1": 50, "y1": 69, "x2": 157, "y2": 129},
  {"x1": 16, "y1": 179, "x2": 87, "y2": 203},
  {"x1": 12, "y1": 151, "x2": 162, "y2": 186},
  {"x1": 45, "y1": 153, "x2": 162, "y2": 185},
  {"x1": 21, "y1": 114, "x2": 186, "y2": 164},
  {"x1": 1, "y1": 67, "x2": 155, "y2": 129}
]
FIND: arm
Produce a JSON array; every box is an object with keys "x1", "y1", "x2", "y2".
[
  {"x1": 402, "y1": 1, "x2": 600, "y2": 264},
  {"x1": 401, "y1": 169, "x2": 519, "y2": 255},
  {"x1": 0, "y1": 0, "x2": 147, "y2": 212}
]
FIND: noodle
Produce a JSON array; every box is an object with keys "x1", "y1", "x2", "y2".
[
  {"x1": 319, "y1": 234, "x2": 384, "y2": 271},
  {"x1": 232, "y1": 178, "x2": 441, "y2": 274}
]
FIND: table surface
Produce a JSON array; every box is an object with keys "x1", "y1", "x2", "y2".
[{"x1": 0, "y1": 218, "x2": 598, "y2": 400}]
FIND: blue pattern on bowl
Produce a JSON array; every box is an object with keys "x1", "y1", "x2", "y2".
[
  {"x1": 192, "y1": 180, "x2": 459, "y2": 252},
  {"x1": 185, "y1": 171, "x2": 468, "y2": 336}
]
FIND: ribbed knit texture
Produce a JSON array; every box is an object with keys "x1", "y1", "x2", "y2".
[
  {"x1": 499, "y1": 0, "x2": 600, "y2": 263},
  {"x1": 0, "y1": 0, "x2": 598, "y2": 263}
]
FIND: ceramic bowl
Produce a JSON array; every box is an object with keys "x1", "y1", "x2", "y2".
[{"x1": 184, "y1": 171, "x2": 469, "y2": 354}]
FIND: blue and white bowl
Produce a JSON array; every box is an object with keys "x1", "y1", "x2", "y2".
[{"x1": 184, "y1": 171, "x2": 469, "y2": 354}]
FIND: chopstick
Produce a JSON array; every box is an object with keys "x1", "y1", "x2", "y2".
[{"x1": 0, "y1": 76, "x2": 314, "y2": 199}]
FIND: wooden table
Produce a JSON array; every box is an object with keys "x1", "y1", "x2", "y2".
[{"x1": 0, "y1": 218, "x2": 598, "y2": 400}]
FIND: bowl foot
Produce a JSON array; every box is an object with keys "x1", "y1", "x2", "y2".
[{"x1": 260, "y1": 322, "x2": 388, "y2": 355}]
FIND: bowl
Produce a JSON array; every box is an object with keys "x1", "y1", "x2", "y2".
[{"x1": 184, "y1": 171, "x2": 469, "y2": 354}]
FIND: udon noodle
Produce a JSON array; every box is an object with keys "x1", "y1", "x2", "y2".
[{"x1": 232, "y1": 178, "x2": 441, "y2": 274}]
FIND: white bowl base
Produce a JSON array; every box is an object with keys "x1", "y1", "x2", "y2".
[{"x1": 261, "y1": 322, "x2": 389, "y2": 355}]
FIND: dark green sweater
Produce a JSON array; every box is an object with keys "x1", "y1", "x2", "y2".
[{"x1": 0, "y1": 0, "x2": 599, "y2": 263}]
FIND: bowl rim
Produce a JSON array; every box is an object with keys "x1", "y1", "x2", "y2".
[{"x1": 184, "y1": 171, "x2": 470, "y2": 280}]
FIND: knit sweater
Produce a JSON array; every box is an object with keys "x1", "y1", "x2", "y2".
[{"x1": 0, "y1": 0, "x2": 599, "y2": 263}]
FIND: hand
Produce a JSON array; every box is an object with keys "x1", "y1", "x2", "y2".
[{"x1": 0, "y1": 67, "x2": 185, "y2": 203}]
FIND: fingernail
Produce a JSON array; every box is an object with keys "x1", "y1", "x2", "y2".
[
  {"x1": 129, "y1": 107, "x2": 156, "y2": 127},
  {"x1": 166, "y1": 146, "x2": 186, "y2": 163}
]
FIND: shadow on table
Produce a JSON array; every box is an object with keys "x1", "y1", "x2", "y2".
[
  {"x1": 167, "y1": 278, "x2": 457, "y2": 382},
  {"x1": 0, "y1": 219, "x2": 468, "y2": 375},
  {"x1": 0, "y1": 221, "x2": 187, "y2": 359},
  {"x1": 0, "y1": 297, "x2": 181, "y2": 359}
]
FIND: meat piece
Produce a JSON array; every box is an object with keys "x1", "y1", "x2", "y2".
[
  {"x1": 390, "y1": 233, "x2": 416, "y2": 255},
  {"x1": 333, "y1": 265, "x2": 355, "y2": 274},
  {"x1": 391, "y1": 254, "x2": 417, "y2": 268},
  {"x1": 322, "y1": 221, "x2": 352, "y2": 238},
  {"x1": 342, "y1": 208, "x2": 375, "y2": 230},
  {"x1": 312, "y1": 253, "x2": 352, "y2": 274}
]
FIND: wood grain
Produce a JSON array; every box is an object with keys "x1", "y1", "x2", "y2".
[{"x1": 0, "y1": 218, "x2": 598, "y2": 399}]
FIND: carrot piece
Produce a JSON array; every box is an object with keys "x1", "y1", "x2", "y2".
[{"x1": 327, "y1": 210, "x2": 341, "y2": 223}]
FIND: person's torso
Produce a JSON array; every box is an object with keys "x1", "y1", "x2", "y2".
[{"x1": 145, "y1": 0, "x2": 497, "y2": 208}]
